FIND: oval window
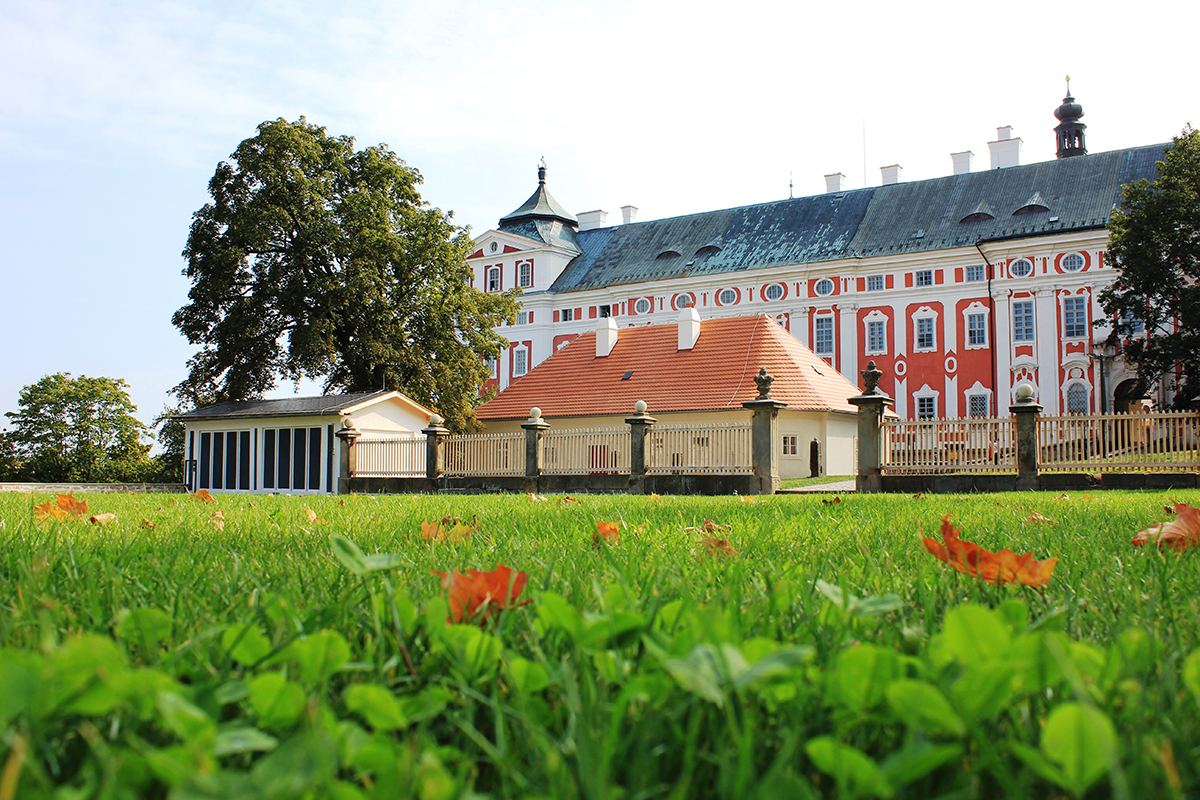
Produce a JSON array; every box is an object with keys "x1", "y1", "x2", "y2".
[
  {"x1": 765, "y1": 283, "x2": 784, "y2": 301},
  {"x1": 718, "y1": 288, "x2": 737, "y2": 305},
  {"x1": 1010, "y1": 258, "x2": 1033, "y2": 278},
  {"x1": 814, "y1": 278, "x2": 835, "y2": 296},
  {"x1": 634, "y1": 298, "x2": 651, "y2": 315},
  {"x1": 1061, "y1": 253, "x2": 1084, "y2": 272},
  {"x1": 672, "y1": 293, "x2": 694, "y2": 311}
]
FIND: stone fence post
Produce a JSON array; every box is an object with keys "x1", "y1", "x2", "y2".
[
  {"x1": 742, "y1": 367, "x2": 787, "y2": 495},
  {"x1": 849, "y1": 360, "x2": 894, "y2": 494},
  {"x1": 1009, "y1": 383, "x2": 1042, "y2": 491},
  {"x1": 422, "y1": 414, "x2": 450, "y2": 491},
  {"x1": 625, "y1": 400, "x2": 656, "y2": 495},
  {"x1": 335, "y1": 420, "x2": 362, "y2": 495},
  {"x1": 521, "y1": 407, "x2": 550, "y2": 492}
]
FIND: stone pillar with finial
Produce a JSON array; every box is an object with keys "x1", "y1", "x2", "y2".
[
  {"x1": 335, "y1": 418, "x2": 362, "y2": 494},
  {"x1": 521, "y1": 407, "x2": 551, "y2": 492},
  {"x1": 422, "y1": 414, "x2": 450, "y2": 491},
  {"x1": 849, "y1": 360, "x2": 895, "y2": 494},
  {"x1": 1009, "y1": 383, "x2": 1043, "y2": 491},
  {"x1": 625, "y1": 400, "x2": 656, "y2": 495},
  {"x1": 742, "y1": 367, "x2": 788, "y2": 495}
]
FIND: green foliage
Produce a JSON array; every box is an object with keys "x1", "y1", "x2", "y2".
[
  {"x1": 3, "y1": 490, "x2": 1200, "y2": 798},
  {"x1": 4, "y1": 372, "x2": 151, "y2": 482},
  {"x1": 1100, "y1": 125, "x2": 1200, "y2": 406},
  {"x1": 172, "y1": 117, "x2": 519, "y2": 431}
]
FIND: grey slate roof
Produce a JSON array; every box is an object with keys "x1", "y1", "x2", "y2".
[
  {"x1": 546, "y1": 144, "x2": 1168, "y2": 294},
  {"x1": 176, "y1": 391, "x2": 390, "y2": 421}
]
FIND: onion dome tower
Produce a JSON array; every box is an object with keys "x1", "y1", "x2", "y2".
[
  {"x1": 1054, "y1": 76, "x2": 1087, "y2": 159},
  {"x1": 499, "y1": 160, "x2": 578, "y2": 229}
]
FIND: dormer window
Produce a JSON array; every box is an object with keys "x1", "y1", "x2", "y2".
[
  {"x1": 656, "y1": 250, "x2": 682, "y2": 260},
  {"x1": 695, "y1": 244, "x2": 722, "y2": 257},
  {"x1": 1014, "y1": 191, "x2": 1051, "y2": 216},
  {"x1": 960, "y1": 200, "x2": 996, "y2": 223}
]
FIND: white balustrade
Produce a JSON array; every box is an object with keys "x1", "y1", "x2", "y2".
[
  {"x1": 882, "y1": 417, "x2": 1016, "y2": 474},
  {"x1": 542, "y1": 428, "x2": 631, "y2": 474},
  {"x1": 1038, "y1": 411, "x2": 1200, "y2": 472},
  {"x1": 647, "y1": 423, "x2": 752, "y2": 475},
  {"x1": 443, "y1": 432, "x2": 526, "y2": 477},
  {"x1": 353, "y1": 435, "x2": 427, "y2": 478}
]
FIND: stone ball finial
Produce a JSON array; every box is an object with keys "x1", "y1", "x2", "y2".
[
  {"x1": 529, "y1": 407, "x2": 542, "y2": 419},
  {"x1": 341, "y1": 418, "x2": 357, "y2": 430},
  {"x1": 753, "y1": 367, "x2": 775, "y2": 400},
  {"x1": 1016, "y1": 383, "x2": 1035, "y2": 400},
  {"x1": 634, "y1": 400, "x2": 647, "y2": 413},
  {"x1": 429, "y1": 413, "x2": 444, "y2": 426}
]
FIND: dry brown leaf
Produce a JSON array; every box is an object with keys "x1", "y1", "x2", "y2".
[
  {"x1": 558, "y1": 495, "x2": 582, "y2": 505},
  {"x1": 1026, "y1": 512, "x2": 1054, "y2": 524},
  {"x1": 700, "y1": 536, "x2": 739, "y2": 558},
  {"x1": 211, "y1": 511, "x2": 226, "y2": 531},
  {"x1": 822, "y1": 496, "x2": 843, "y2": 505},
  {"x1": 140, "y1": 518, "x2": 155, "y2": 529},
  {"x1": 88, "y1": 513, "x2": 118, "y2": 526},
  {"x1": 739, "y1": 496, "x2": 761, "y2": 505},
  {"x1": 431, "y1": 564, "x2": 530, "y2": 623},
  {"x1": 421, "y1": 516, "x2": 476, "y2": 542},
  {"x1": 649, "y1": 493, "x2": 661, "y2": 501},
  {"x1": 1132, "y1": 502, "x2": 1200, "y2": 551},
  {"x1": 528, "y1": 493, "x2": 549, "y2": 502},
  {"x1": 305, "y1": 507, "x2": 324, "y2": 523},
  {"x1": 921, "y1": 515, "x2": 1057, "y2": 587},
  {"x1": 194, "y1": 489, "x2": 215, "y2": 503}
]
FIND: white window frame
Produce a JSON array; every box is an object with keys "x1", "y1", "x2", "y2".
[
  {"x1": 487, "y1": 267, "x2": 501, "y2": 292},
  {"x1": 718, "y1": 288, "x2": 737, "y2": 306},
  {"x1": 967, "y1": 393, "x2": 990, "y2": 417},
  {"x1": 962, "y1": 302, "x2": 990, "y2": 350},
  {"x1": 782, "y1": 435, "x2": 798, "y2": 456},
  {"x1": 1061, "y1": 253, "x2": 1085, "y2": 272},
  {"x1": 913, "y1": 306, "x2": 939, "y2": 353},
  {"x1": 1065, "y1": 381, "x2": 1089, "y2": 414},
  {"x1": 1013, "y1": 301, "x2": 1035, "y2": 342},
  {"x1": 765, "y1": 283, "x2": 785, "y2": 301},
  {"x1": 518, "y1": 261, "x2": 533, "y2": 288},
  {"x1": 1010, "y1": 258, "x2": 1034, "y2": 278},
  {"x1": 513, "y1": 346, "x2": 528, "y2": 377},
  {"x1": 814, "y1": 315, "x2": 834, "y2": 356},
  {"x1": 1062, "y1": 295, "x2": 1088, "y2": 339},
  {"x1": 862, "y1": 310, "x2": 888, "y2": 356},
  {"x1": 914, "y1": 383, "x2": 940, "y2": 420},
  {"x1": 867, "y1": 274, "x2": 884, "y2": 292},
  {"x1": 814, "y1": 278, "x2": 834, "y2": 297},
  {"x1": 916, "y1": 269, "x2": 933, "y2": 287},
  {"x1": 634, "y1": 298, "x2": 652, "y2": 314},
  {"x1": 965, "y1": 264, "x2": 985, "y2": 282},
  {"x1": 561, "y1": 308, "x2": 574, "y2": 322}
]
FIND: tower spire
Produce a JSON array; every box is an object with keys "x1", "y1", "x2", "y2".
[{"x1": 1054, "y1": 76, "x2": 1087, "y2": 159}]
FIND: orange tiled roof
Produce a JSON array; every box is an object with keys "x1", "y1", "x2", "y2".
[{"x1": 477, "y1": 315, "x2": 863, "y2": 420}]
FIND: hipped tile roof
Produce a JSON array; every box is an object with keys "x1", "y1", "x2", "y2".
[
  {"x1": 177, "y1": 391, "x2": 397, "y2": 421},
  {"x1": 476, "y1": 315, "x2": 863, "y2": 420}
]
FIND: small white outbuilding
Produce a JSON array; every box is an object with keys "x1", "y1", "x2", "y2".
[{"x1": 176, "y1": 391, "x2": 431, "y2": 494}]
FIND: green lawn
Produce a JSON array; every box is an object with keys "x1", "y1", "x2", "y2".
[
  {"x1": 780, "y1": 474, "x2": 854, "y2": 489},
  {"x1": 2, "y1": 489, "x2": 1199, "y2": 798}
]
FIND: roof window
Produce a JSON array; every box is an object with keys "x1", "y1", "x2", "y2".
[{"x1": 656, "y1": 250, "x2": 682, "y2": 260}]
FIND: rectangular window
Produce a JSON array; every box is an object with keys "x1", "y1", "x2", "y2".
[
  {"x1": 1013, "y1": 301, "x2": 1035, "y2": 341},
  {"x1": 1122, "y1": 309, "x2": 1145, "y2": 334},
  {"x1": 966, "y1": 264, "x2": 985, "y2": 282},
  {"x1": 867, "y1": 274, "x2": 884, "y2": 292},
  {"x1": 814, "y1": 316, "x2": 834, "y2": 355},
  {"x1": 1063, "y1": 296, "x2": 1087, "y2": 338},
  {"x1": 916, "y1": 269, "x2": 933, "y2": 287},
  {"x1": 968, "y1": 394, "x2": 989, "y2": 417},
  {"x1": 199, "y1": 432, "x2": 211, "y2": 490},
  {"x1": 308, "y1": 427, "x2": 321, "y2": 490},
  {"x1": 277, "y1": 428, "x2": 291, "y2": 490},
  {"x1": 514, "y1": 348, "x2": 528, "y2": 376},
  {"x1": 292, "y1": 427, "x2": 307, "y2": 491},
  {"x1": 917, "y1": 396, "x2": 936, "y2": 420},
  {"x1": 263, "y1": 429, "x2": 276, "y2": 489},
  {"x1": 782, "y1": 435, "x2": 798, "y2": 456},
  {"x1": 224, "y1": 431, "x2": 238, "y2": 490},
  {"x1": 518, "y1": 262, "x2": 532, "y2": 288},
  {"x1": 212, "y1": 432, "x2": 224, "y2": 490},
  {"x1": 867, "y1": 320, "x2": 886, "y2": 354},
  {"x1": 239, "y1": 431, "x2": 251, "y2": 490},
  {"x1": 516, "y1": 312, "x2": 528, "y2": 325},
  {"x1": 968, "y1": 313, "x2": 987, "y2": 346},
  {"x1": 916, "y1": 317, "x2": 935, "y2": 350},
  {"x1": 561, "y1": 308, "x2": 573, "y2": 322},
  {"x1": 487, "y1": 267, "x2": 501, "y2": 292}
]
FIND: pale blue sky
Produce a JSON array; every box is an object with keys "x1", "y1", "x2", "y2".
[{"x1": 1, "y1": 0, "x2": 1194, "y2": 437}]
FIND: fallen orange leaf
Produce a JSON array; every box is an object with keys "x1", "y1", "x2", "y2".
[
  {"x1": 56, "y1": 493, "x2": 88, "y2": 516},
  {"x1": 305, "y1": 507, "x2": 324, "y2": 523},
  {"x1": 140, "y1": 518, "x2": 155, "y2": 529},
  {"x1": 432, "y1": 564, "x2": 530, "y2": 623},
  {"x1": 1026, "y1": 512, "x2": 1054, "y2": 524},
  {"x1": 594, "y1": 521, "x2": 620, "y2": 544},
  {"x1": 34, "y1": 501, "x2": 69, "y2": 521},
  {"x1": 89, "y1": 513, "x2": 118, "y2": 526},
  {"x1": 700, "y1": 536, "x2": 739, "y2": 557},
  {"x1": 558, "y1": 496, "x2": 582, "y2": 505},
  {"x1": 528, "y1": 493, "x2": 549, "y2": 502},
  {"x1": 194, "y1": 489, "x2": 215, "y2": 503},
  {"x1": 822, "y1": 496, "x2": 843, "y2": 505},
  {"x1": 921, "y1": 515, "x2": 1057, "y2": 587},
  {"x1": 1132, "y1": 502, "x2": 1200, "y2": 552},
  {"x1": 649, "y1": 493, "x2": 661, "y2": 501},
  {"x1": 211, "y1": 511, "x2": 226, "y2": 531}
]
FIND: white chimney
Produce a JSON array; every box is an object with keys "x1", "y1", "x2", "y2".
[
  {"x1": 951, "y1": 150, "x2": 973, "y2": 175},
  {"x1": 880, "y1": 164, "x2": 902, "y2": 185},
  {"x1": 577, "y1": 209, "x2": 608, "y2": 231},
  {"x1": 596, "y1": 317, "x2": 618, "y2": 357},
  {"x1": 677, "y1": 301, "x2": 701, "y2": 351},
  {"x1": 621, "y1": 205, "x2": 638, "y2": 224},
  {"x1": 824, "y1": 173, "x2": 845, "y2": 193},
  {"x1": 988, "y1": 127, "x2": 1022, "y2": 169}
]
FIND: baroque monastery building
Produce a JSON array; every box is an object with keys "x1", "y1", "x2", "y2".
[{"x1": 469, "y1": 91, "x2": 1167, "y2": 419}]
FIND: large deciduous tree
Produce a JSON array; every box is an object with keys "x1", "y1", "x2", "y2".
[
  {"x1": 173, "y1": 118, "x2": 518, "y2": 431},
  {"x1": 1099, "y1": 125, "x2": 1200, "y2": 407},
  {"x1": 5, "y1": 373, "x2": 151, "y2": 482}
]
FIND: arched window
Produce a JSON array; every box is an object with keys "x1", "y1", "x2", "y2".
[{"x1": 1066, "y1": 383, "x2": 1088, "y2": 414}]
